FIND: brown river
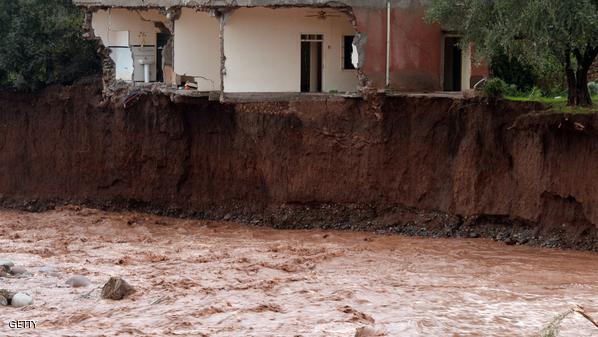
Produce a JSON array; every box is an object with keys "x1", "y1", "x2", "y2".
[{"x1": 0, "y1": 207, "x2": 596, "y2": 337}]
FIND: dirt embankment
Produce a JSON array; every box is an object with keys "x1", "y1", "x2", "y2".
[{"x1": 0, "y1": 83, "x2": 596, "y2": 250}]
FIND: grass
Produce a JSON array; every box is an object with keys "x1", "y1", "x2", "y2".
[{"x1": 505, "y1": 94, "x2": 598, "y2": 114}]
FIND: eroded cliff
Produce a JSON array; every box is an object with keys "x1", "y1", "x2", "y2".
[{"x1": 0, "y1": 83, "x2": 596, "y2": 249}]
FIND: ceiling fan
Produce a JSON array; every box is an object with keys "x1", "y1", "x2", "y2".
[{"x1": 305, "y1": 10, "x2": 341, "y2": 20}]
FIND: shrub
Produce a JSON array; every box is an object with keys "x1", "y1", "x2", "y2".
[
  {"x1": 505, "y1": 83, "x2": 522, "y2": 97},
  {"x1": 482, "y1": 78, "x2": 508, "y2": 100},
  {"x1": 589, "y1": 82, "x2": 598, "y2": 95},
  {"x1": 528, "y1": 87, "x2": 544, "y2": 99}
]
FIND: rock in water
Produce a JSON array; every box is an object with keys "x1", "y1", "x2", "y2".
[
  {"x1": 0, "y1": 260, "x2": 14, "y2": 268},
  {"x1": 66, "y1": 276, "x2": 91, "y2": 288},
  {"x1": 0, "y1": 260, "x2": 14, "y2": 274},
  {"x1": 355, "y1": 326, "x2": 384, "y2": 337},
  {"x1": 10, "y1": 266, "x2": 27, "y2": 275},
  {"x1": 38, "y1": 265, "x2": 59, "y2": 276},
  {"x1": 101, "y1": 277, "x2": 135, "y2": 300},
  {"x1": 11, "y1": 293, "x2": 33, "y2": 307}
]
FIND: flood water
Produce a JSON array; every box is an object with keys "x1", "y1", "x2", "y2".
[{"x1": 0, "y1": 207, "x2": 596, "y2": 336}]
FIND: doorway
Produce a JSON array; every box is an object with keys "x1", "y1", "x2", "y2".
[
  {"x1": 156, "y1": 32, "x2": 171, "y2": 83},
  {"x1": 443, "y1": 36, "x2": 462, "y2": 91},
  {"x1": 301, "y1": 34, "x2": 323, "y2": 93}
]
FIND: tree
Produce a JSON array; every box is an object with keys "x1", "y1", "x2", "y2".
[
  {"x1": 427, "y1": 0, "x2": 598, "y2": 106},
  {"x1": 0, "y1": 0, "x2": 100, "y2": 91},
  {"x1": 491, "y1": 52, "x2": 537, "y2": 94}
]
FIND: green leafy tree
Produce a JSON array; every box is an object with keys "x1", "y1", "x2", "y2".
[
  {"x1": 0, "y1": 0, "x2": 100, "y2": 91},
  {"x1": 427, "y1": 0, "x2": 598, "y2": 106},
  {"x1": 491, "y1": 52, "x2": 537, "y2": 94}
]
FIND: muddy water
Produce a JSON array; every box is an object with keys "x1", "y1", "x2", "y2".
[{"x1": 0, "y1": 207, "x2": 596, "y2": 337}]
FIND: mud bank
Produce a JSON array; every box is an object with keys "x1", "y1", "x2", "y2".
[{"x1": 0, "y1": 83, "x2": 597, "y2": 250}]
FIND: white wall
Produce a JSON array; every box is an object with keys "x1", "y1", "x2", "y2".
[
  {"x1": 92, "y1": 9, "x2": 164, "y2": 46},
  {"x1": 92, "y1": 9, "x2": 166, "y2": 81},
  {"x1": 111, "y1": 48, "x2": 134, "y2": 81},
  {"x1": 174, "y1": 9, "x2": 221, "y2": 91},
  {"x1": 223, "y1": 8, "x2": 359, "y2": 93}
]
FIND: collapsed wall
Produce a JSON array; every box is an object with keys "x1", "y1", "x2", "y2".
[{"x1": 0, "y1": 82, "x2": 596, "y2": 250}]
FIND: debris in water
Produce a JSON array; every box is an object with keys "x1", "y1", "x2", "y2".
[{"x1": 540, "y1": 305, "x2": 598, "y2": 337}]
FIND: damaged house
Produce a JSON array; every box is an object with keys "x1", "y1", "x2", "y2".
[{"x1": 75, "y1": 0, "x2": 488, "y2": 95}]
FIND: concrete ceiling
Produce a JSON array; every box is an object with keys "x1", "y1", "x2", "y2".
[{"x1": 73, "y1": 0, "x2": 426, "y2": 10}]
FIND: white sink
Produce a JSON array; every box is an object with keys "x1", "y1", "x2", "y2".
[{"x1": 138, "y1": 59, "x2": 154, "y2": 65}]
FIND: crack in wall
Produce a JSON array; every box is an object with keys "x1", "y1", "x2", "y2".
[{"x1": 218, "y1": 9, "x2": 226, "y2": 99}]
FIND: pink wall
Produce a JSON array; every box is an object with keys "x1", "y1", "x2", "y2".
[
  {"x1": 353, "y1": 7, "x2": 387, "y2": 88},
  {"x1": 354, "y1": 5, "x2": 488, "y2": 92},
  {"x1": 390, "y1": 5, "x2": 443, "y2": 91}
]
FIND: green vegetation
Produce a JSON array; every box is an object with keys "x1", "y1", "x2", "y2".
[
  {"x1": 0, "y1": 0, "x2": 100, "y2": 91},
  {"x1": 482, "y1": 76, "x2": 598, "y2": 114},
  {"x1": 481, "y1": 78, "x2": 509, "y2": 101},
  {"x1": 491, "y1": 53, "x2": 568, "y2": 98},
  {"x1": 506, "y1": 93, "x2": 598, "y2": 114},
  {"x1": 491, "y1": 52, "x2": 537, "y2": 94},
  {"x1": 427, "y1": 0, "x2": 598, "y2": 106}
]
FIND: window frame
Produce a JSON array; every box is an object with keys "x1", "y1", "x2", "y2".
[{"x1": 341, "y1": 35, "x2": 356, "y2": 71}]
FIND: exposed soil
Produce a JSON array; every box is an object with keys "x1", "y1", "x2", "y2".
[
  {"x1": 0, "y1": 83, "x2": 597, "y2": 250},
  {"x1": 0, "y1": 207, "x2": 597, "y2": 336}
]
